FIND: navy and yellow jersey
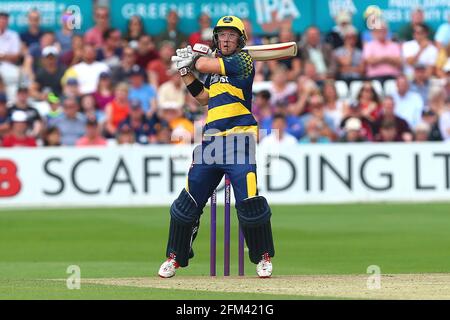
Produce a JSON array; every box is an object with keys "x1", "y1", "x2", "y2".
[{"x1": 203, "y1": 50, "x2": 257, "y2": 137}]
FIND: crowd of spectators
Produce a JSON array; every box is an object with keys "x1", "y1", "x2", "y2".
[{"x1": 0, "y1": 6, "x2": 449, "y2": 148}]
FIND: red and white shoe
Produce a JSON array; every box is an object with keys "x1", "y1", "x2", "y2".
[
  {"x1": 158, "y1": 254, "x2": 179, "y2": 278},
  {"x1": 256, "y1": 253, "x2": 272, "y2": 278}
]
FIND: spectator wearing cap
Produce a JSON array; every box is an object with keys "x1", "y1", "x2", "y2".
[
  {"x1": 128, "y1": 64, "x2": 157, "y2": 118},
  {"x1": 147, "y1": 41, "x2": 176, "y2": 88},
  {"x1": 42, "y1": 126, "x2": 61, "y2": 146},
  {"x1": 409, "y1": 64, "x2": 430, "y2": 105},
  {"x1": 8, "y1": 86, "x2": 42, "y2": 138},
  {"x1": 339, "y1": 117, "x2": 367, "y2": 142},
  {"x1": 63, "y1": 43, "x2": 109, "y2": 95},
  {"x1": 299, "y1": 26, "x2": 337, "y2": 80},
  {"x1": 340, "y1": 102, "x2": 375, "y2": 141},
  {"x1": 413, "y1": 122, "x2": 431, "y2": 142},
  {"x1": 259, "y1": 113, "x2": 298, "y2": 147},
  {"x1": 20, "y1": 9, "x2": 44, "y2": 48},
  {"x1": 188, "y1": 13, "x2": 213, "y2": 47},
  {"x1": 155, "y1": 10, "x2": 188, "y2": 49},
  {"x1": 376, "y1": 120, "x2": 401, "y2": 142},
  {"x1": 104, "y1": 82, "x2": 130, "y2": 137},
  {"x1": 2, "y1": 111, "x2": 37, "y2": 147},
  {"x1": 0, "y1": 11, "x2": 21, "y2": 65},
  {"x1": 118, "y1": 100, "x2": 155, "y2": 145},
  {"x1": 392, "y1": 75, "x2": 424, "y2": 129},
  {"x1": 110, "y1": 46, "x2": 137, "y2": 86},
  {"x1": 28, "y1": 31, "x2": 57, "y2": 71},
  {"x1": 0, "y1": 93, "x2": 10, "y2": 140},
  {"x1": 56, "y1": 11, "x2": 75, "y2": 54},
  {"x1": 96, "y1": 28, "x2": 123, "y2": 69},
  {"x1": 84, "y1": 6, "x2": 110, "y2": 48},
  {"x1": 62, "y1": 78, "x2": 80, "y2": 100},
  {"x1": 52, "y1": 98, "x2": 86, "y2": 146},
  {"x1": 135, "y1": 35, "x2": 159, "y2": 70},
  {"x1": 45, "y1": 92, "x2": 63, "y2": 125},
  {"x1": 93, "y1": 71, "x2": 114, "y2": 111},
  {"x1": 402, "y1": 24, "x2": 438, "y2": 79},
  {"x1": 326, "y1": 11, "x2": 361, "y2": 50},
  {"x1": 363, "y1": 21, "x2": 402, "y2": 84},
  {"x1": 397, "y1": 8, "x2": 434, "y2": 42},
  {"x1": 373, "y1": 96, "x2": 412, "y2": 142},
  {"x1": 31, "y1": 45, "x2": 66, "y2": 100},
  {"x1": 124, "y1": 15, "x2": 146, "y2": 48},
  {"x1": 158, "y1": 96, "x2": 193, "y2": 145},
  {"x1": 76, "y1": 119, "x2": 107, "y2": 147},
  {"x1": 334, "y1": 25, "x2": 364, "y2": 84}
]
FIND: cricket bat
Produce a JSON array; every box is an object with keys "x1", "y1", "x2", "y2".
[
  {"x1": 242, "y1": 42, "x2": 297, "y2": 61},
  {"x1": 171, "y1": 42, "x2": 297, "y2": 62}
]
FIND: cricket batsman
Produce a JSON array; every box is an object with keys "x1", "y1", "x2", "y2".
[{"x1": 158, "y1": 16, "x2": 275, "y2": 278}]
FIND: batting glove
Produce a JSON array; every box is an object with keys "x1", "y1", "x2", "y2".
[{"x1": 175, "y1": 46, "x2": 200, "y2": 76}]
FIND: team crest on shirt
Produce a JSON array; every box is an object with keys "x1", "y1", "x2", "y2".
[{"x1": 210, "y1": 74, "x2": 230, "y2": 85}]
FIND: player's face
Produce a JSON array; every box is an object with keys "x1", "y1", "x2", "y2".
[{"x1": 217, "y1": 28, "x2": 239, "y2": 56}]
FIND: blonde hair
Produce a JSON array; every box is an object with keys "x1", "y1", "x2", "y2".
[{"x1": 115, "y1": 82, "x2": 129, "y2": 93}]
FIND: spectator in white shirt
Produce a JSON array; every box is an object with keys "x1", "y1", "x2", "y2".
[
  {"x1": 0, "y1": 12, "x2": 21, "y2": 65},
  {"x1": 259, "y1": 113, "x2": 298, "y2": 148},
  {"x1": 392, "y1": 75, "x2": 424, "y2": 129},
  {"x1": 63, "y1": 43, "x2": 109, "y2": 95},
  {"x1": 402, "y1": 24, "x2": 438, "y2": 79}
]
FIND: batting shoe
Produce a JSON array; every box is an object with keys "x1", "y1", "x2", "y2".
[
  {"x1": 256, "y1": 252, "x2": 272, "y2": 278},
  {"x1": 158, "y1": 254, "x2": 180, "y2": 278}
]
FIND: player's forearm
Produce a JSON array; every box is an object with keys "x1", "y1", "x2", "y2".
[
  {"x1": 195, "y1": 57, "x2": 222, "y2": 75},
  {"x1": 181, "y1": 73, "x2": 209, "y2": 106}
]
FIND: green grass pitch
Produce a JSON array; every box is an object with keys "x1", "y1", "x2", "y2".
[{"x1": 1, "y1": 203, "x2": 450, "y2": 299}]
